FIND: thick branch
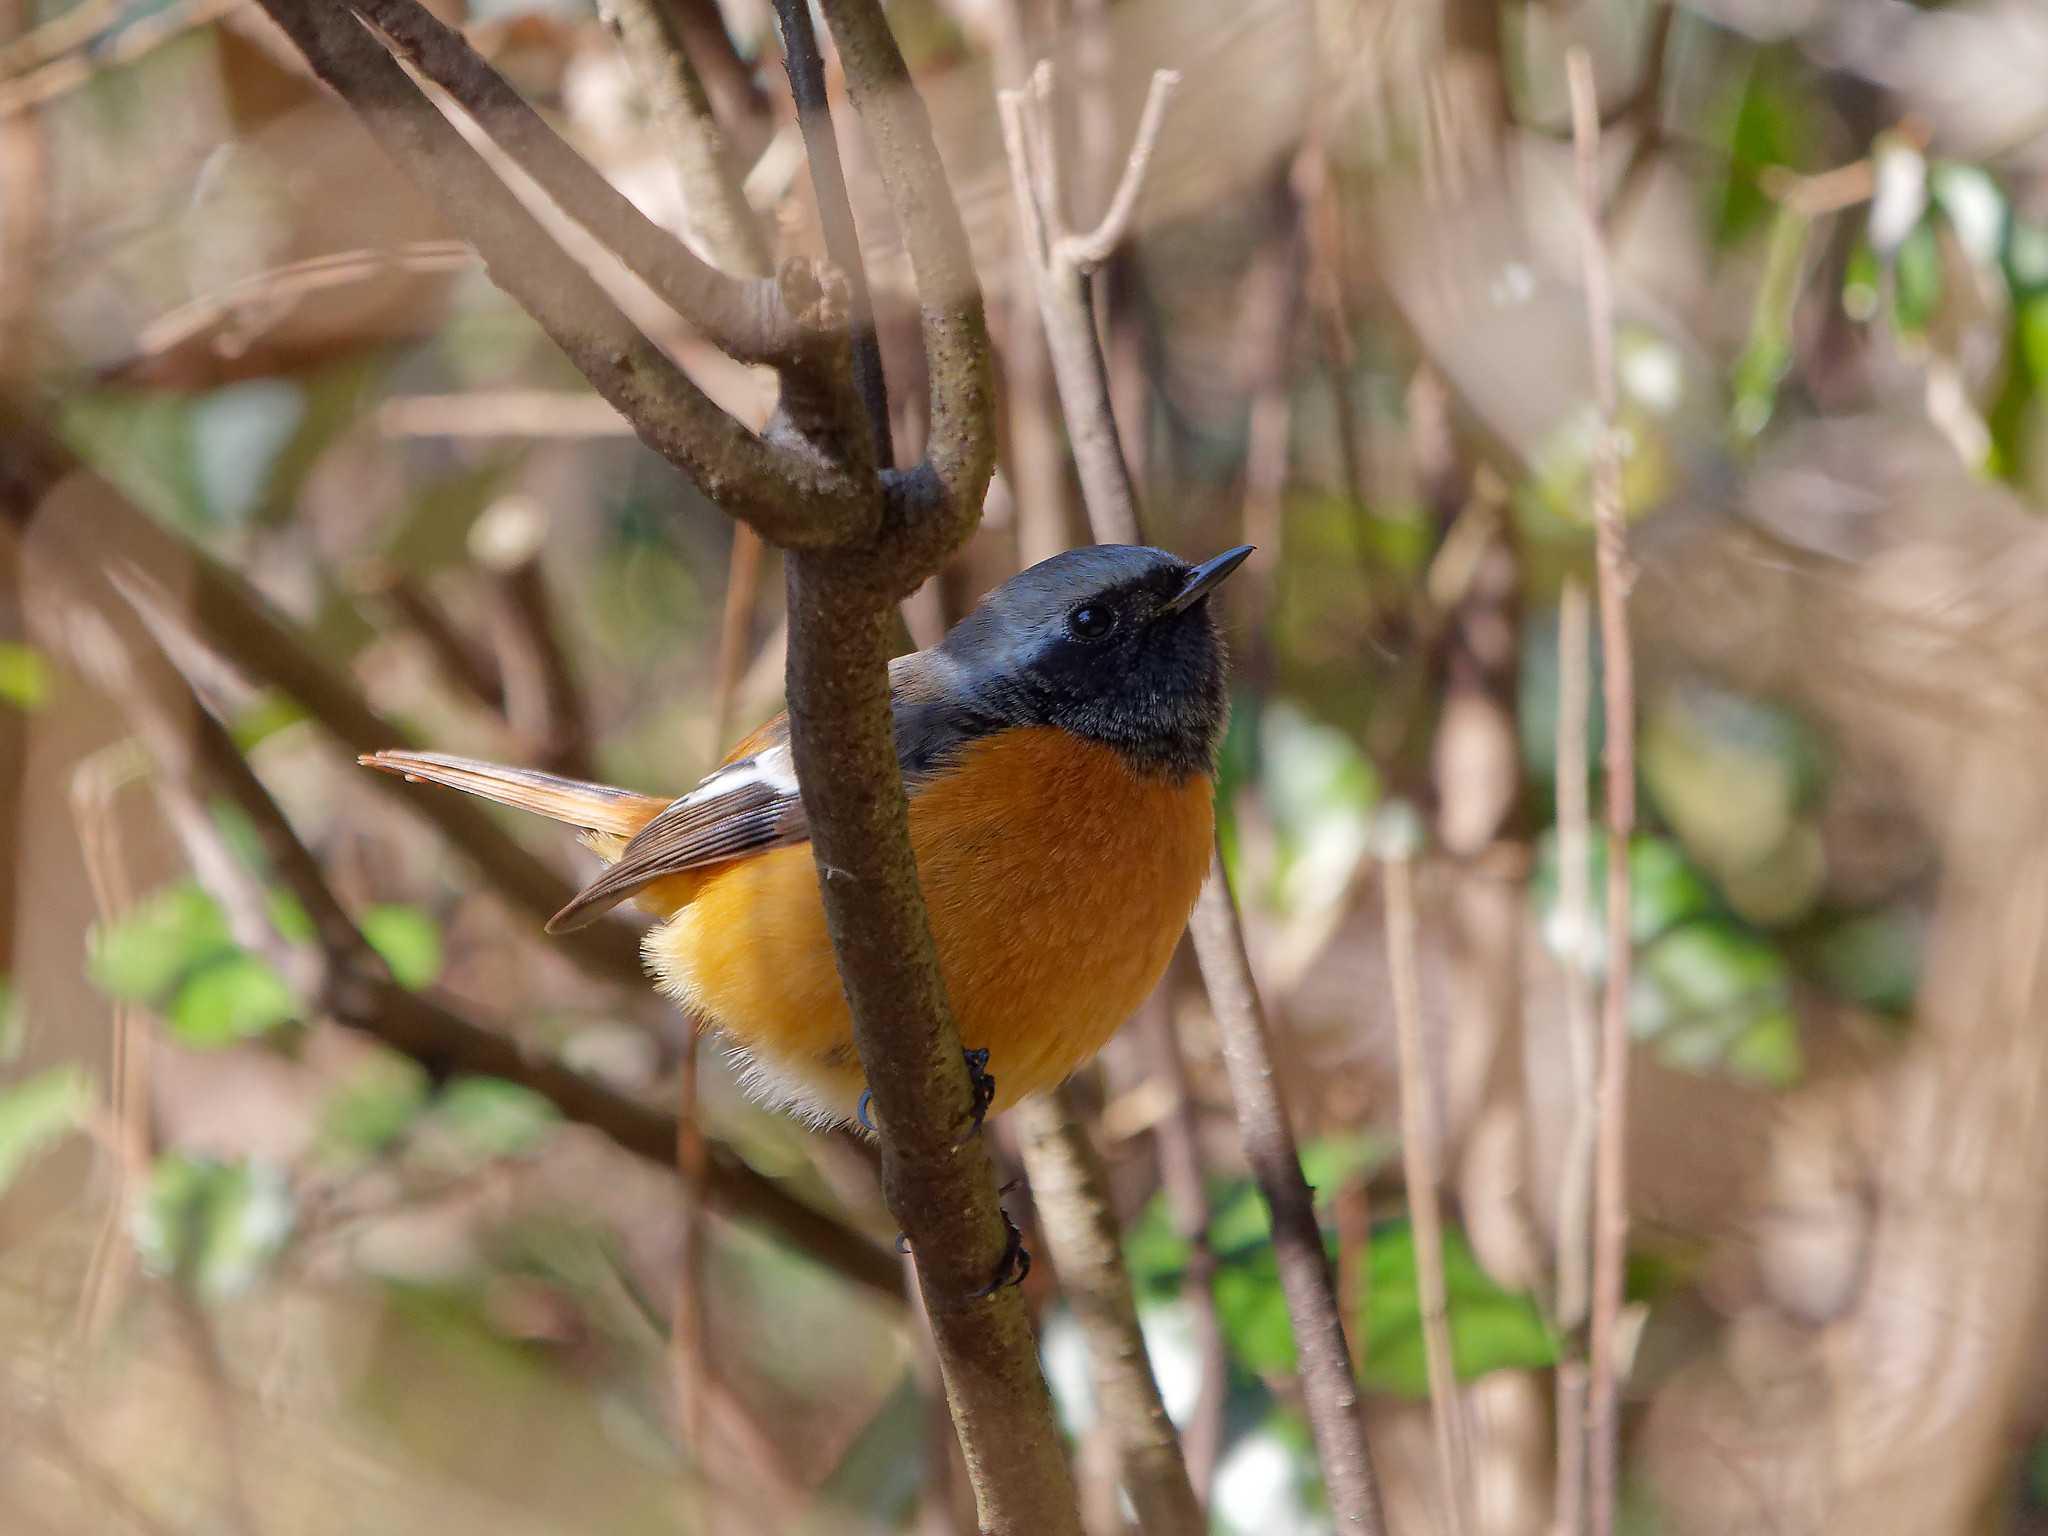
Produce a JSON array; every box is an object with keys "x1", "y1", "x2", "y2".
[
  {"x1": 1014, "y1": 1091, "x2": 1204, "y2": 1536},
  {"x1": 261, "y1": 0, "x2": 877, "y2": 549},
  {"x1": 783, "y1": 555, "x2": 1080, "y2": 1536}
]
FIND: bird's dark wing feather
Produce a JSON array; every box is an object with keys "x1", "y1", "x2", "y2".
[
  {"x1": 547, "y1": 653, "x2": 1001, "y2": 933},
  {"x1": 547, "y1": 714, "x2": 806, "y2": 931}
]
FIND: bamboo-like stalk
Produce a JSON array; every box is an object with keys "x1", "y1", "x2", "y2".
[{"x1": 1567, "y1": 50, "x2": 1639, "y2": 1536}]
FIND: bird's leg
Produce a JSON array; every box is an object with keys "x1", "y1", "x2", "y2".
[{"x1": 972, "y1": 1202, "x2": 1032, "y2": 1297}]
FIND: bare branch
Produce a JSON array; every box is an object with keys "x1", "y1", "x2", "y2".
[
  {"x1": 1381, "y1": 841, "x2": 1474, "y2": 1536},
  {"x1": 1568, "y1": 48, "x2": 1639, "y2": 1536},
  {"x1": 1552, "y1": 576, "x2": 1597, "y2": 1536},
  {"x1": 0, "y1": 406, "x2": 903, "y2": 1301},
  {"x1": 817, "y1": 0, "x2": 996, "y2": 554},
  {"x1": 597, "y1": 0, "x2": 771, "y2": 279},
  {"x1": 772, "y1": 0, "x2": 894, "y2": 467},
  {"x1": 1139, "y1": 995, "x2": 1229, "y2": 1504},
  {"x1": 349, "y1": 0, "x2": 788, "y2": 359},
  {"x1": 1189, "y1": 855, "x2": 1390, "y2": 1534},
  {"x1": 1056, "y1": 69, "x2": 1180, "y2": 273},
  {"x1": 259, "y1": 0, "x2": 878, "y2": 548},
  {"x1": 1014, "y1": 1089, "x2": 1204, "y2": 1536}
]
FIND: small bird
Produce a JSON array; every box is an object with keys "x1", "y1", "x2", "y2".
[{"x1": 363, "y1": 543, "x2": 1250, "y2": 1132}]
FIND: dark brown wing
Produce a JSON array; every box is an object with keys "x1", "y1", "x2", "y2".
[{"x1": 545, "y1": 716, "x2": 807, "y2": 932}]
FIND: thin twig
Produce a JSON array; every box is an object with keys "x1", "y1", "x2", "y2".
[
  {"x1": 1189, "y1": 857, "x2": 1389, "y2": 1533},
  {"x1": 1055, "y1": 69, "x2": 1180, "y2": 273},
  {"x1": 1568, "y1": 50, "x2": 1638, "y2": 1536},
  {"x1": 708, "y1": 526, "x2": 766, "y2": 761},
  {"x1": 817, "y1": 0, "x2": 996, "y2": 543},
  {"x1": 0, "y1": 0, "x2": 247, "y2": 116},
  {"x1": 1014, "y1": 1090, "x2": 1205, "y2": 1536},
  {"x1": 1140, "y1": 994, "x2": 1228, "y2": 1505},
  {"x1": 0, "y1": 422, "x2": 647, "y2": 987},
  {"x1": 598, "y1": 0, "x2": 771, "y2": 278},
  {"x1": 773, "y1": 0, "x2": 894, "y2": 468},
  {"x1": 1552, "y1": 577, "x2": 1597, "y2": 1536},
  {"x1": 1381, "y1": 843, "x2": 1474, "y2": 1536}
]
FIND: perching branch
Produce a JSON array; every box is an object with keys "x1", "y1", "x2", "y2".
[
  {"x1": 1568, "y1": 49, "x2": 1639, "y2": 1536},
  {"x1": 5, "y1": 471, "x2": 903, "y2": 1303},
  {"x1": 766, "y1": 5, "x2": 1071, "y2": 1533},
  {"x1": 1013, "y1": 1091, "x2": 1204, "y2": 1536},
  {"x1": 259, "y1": 0, "x2": 878, "y2": 549}
]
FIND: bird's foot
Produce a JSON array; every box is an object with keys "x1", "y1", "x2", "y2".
[
  {"x1": 972, "y1": 1204, "x2": 1032, "y2": 1298},
  {"x1": 959, "y1": 1047, "x2": 995, "y2": 1143}
]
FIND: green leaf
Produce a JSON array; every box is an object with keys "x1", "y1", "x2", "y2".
[
  {"x1": 0, "y1": 1066, "x2": 94, "y2": 1194},
  {"x1": 1532, "y1": 832, "x2": 1718, "y2": 973},
  {"x1": 0, "y1": 642, "x2": 53, "y2": 710},
  {"x1": 266, "y1": 889, "x2": 317, "y2": 944},
  {"x1": 1357, "y1": 1220, "x2": 1559, "y2": 1397},
  {"x1": 320, "y1": 1053, "x2": 430, "y2": 1157},
  {"x1": 135, "y1": 1155, "x2": 294, "y2": 1299},
  {"x1": 430, "y1": 1077, "x2": 559, "y2": 1161},
  {"x1": 168, "y1": 952, "x2": 298, "y2": 1048},
  {"x1": 1632, "y1": 920, "x2": 1802, "y2": 1086},
  {"x1": 87, "y1": 881, "x2": 235, "y2": 1002},
  {"x1": 1893, "y1": 219, "x2": 1944, "y2": 335},
  {"x1": 1214, "y1": 1248, "x2": 1297, "y2": 1376},
  {"x1": 1801, "y1": 908, "x2": 1921, "y2": 1016},
  {"x1": 231, "y1": 690, "x2": 310, "y2": 752},
  {"x1": 361, "y1": 904, "x2": 444, "y2": 990}
]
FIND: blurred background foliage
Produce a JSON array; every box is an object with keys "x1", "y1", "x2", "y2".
[{"x1": 6, "y1": 0, "x2": 2048, "y2": 1533}]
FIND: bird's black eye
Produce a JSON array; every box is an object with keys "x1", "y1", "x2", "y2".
[{"x1": 1066, "y1": 601, "x2": 1117, "y2": 642}]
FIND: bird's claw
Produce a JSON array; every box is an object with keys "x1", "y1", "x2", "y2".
[
  {"x1": 971, "y1": 1205, "x2": 1031, "y2": 1298},
  {"x1": 959, "y1": 1047, "x2": 995, "y2": 1143}
]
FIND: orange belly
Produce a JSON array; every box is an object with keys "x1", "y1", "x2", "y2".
[{"x1": 635, "y1": 728, "x2": 1215, "y2": 1124}]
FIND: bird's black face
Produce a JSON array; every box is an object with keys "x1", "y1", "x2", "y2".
[{"x1": 938, "y1": 544, "x2": 1251, "y2": 780}]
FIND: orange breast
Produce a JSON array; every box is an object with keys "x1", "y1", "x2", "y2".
[{"x1": 637, "y1": 728, "x2": 1215, "y2": 1124}]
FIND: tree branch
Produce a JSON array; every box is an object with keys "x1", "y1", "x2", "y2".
[
  {"x1": 772, "y1": 0, "x2": 894, "y2": 468},
  {"x1": 817, "y1": 0, "x2": 996, "y2": 560},
  {"x1": 7, "y1": 472, "x2": 904, "y2": 1304},
  {"x1": 350, "y1": 0, "x2": 786, "y2": 358},
  {"x1": 597, "y1": 0, "x2": 771, "y2": 280},
  {"x1": 260, "y1": 0, "x2": 877, "y2": 549},
  {"x1": 757, "y1": 5, "x2": 1070, "y2": 1531},
  {"x1": 1014, "y1": 1091, "x2": 1204, "y2": 1536},
  {"x1": 1381, "y1": 837, "x2": 1474, "y2": 1536},
  {"x1": 1189, "y1": 858, "x2": 1389, "y2": 1533},
  {"x1": 0, "y1": 400, "x2": 650, "y2": 987},
  {"x1": 1568, "y1": 49, "x2": 1639, "y2": 1536}
]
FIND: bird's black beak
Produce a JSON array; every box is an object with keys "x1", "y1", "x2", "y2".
[{"x1": 1161, "y1": 545, "x2": 1255, "y2": 614}]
